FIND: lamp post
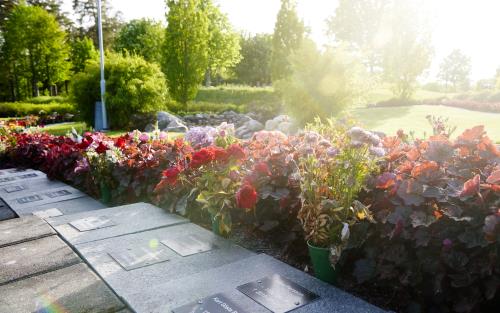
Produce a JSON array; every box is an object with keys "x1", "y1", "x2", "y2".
[{"x1": 95, "y1": 0, "x2": 108, "y2": 130}]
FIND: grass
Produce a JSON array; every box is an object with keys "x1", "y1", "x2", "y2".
[{"x1": 351, "y1": 105, "x2": 500, "y2": 141}]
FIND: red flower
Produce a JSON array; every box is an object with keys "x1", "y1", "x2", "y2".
[
  {"x1": 253, "y1": 162, "x2": 271, "y2": 176},
  {"x1": 95, "y1": 142, "x2": 108, "y2": 154},
  {"x1": 190, "y1": 148, "x2": 215, "y2": 168},
  {"x1": 162, "y1": 166, "x2": 181, "y2": 185},
  {"x1": 115, "y1": 137, "x2": 126, "y2": 149},
  {"x1": 214, "y1": 147, "x2": 230, "y2": 163},
  {"x1": 236, "y1": 183, "x2": 258, "y2": 210},
  {"x1": 227, "y1": 144, "x2": 246, "y2": 160}
]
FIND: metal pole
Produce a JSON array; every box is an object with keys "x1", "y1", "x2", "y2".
[{"x1": 97, "y1": 0, "x2": 108, "y2": 130}]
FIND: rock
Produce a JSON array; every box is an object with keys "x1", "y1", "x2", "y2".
[
  {"x1": 277, "y1": 121, "x2": 294, "y2": 134},
  {"x1": 157, "y1": 111, "x2": 183, "y2": 129},
  {"x1": 164, "y1": 119, "x2": 188, "y2": 133},
  {"x1": 265, "y1": 119, "x2": 279, "y2": 131},
  {"x1": 245, "y1": 119, "x2": 264, "y2": 132},
  {"x1": 144, "y1": 123, "x2": 155, "y2": 133}
]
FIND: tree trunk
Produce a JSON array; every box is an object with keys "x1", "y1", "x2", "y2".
[{"x1": 204, "y1": 69, "x2": 212, "y2": 87}]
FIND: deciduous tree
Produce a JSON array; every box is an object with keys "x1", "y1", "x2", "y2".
[
  {"x1": 438, "y1": 49, "x2": 471, "y2": 91},
  {"x1": 233, "y1": 33, "x2": 273, "y2": 86}
]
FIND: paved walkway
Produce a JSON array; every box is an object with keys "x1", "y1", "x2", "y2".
[{"x1": 0, "y1": 168, "x2": 387, "y2": 313}]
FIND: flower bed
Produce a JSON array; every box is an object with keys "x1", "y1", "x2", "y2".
[{"x1": 0, "y1": 121, "x2": 498, "y2": 312}]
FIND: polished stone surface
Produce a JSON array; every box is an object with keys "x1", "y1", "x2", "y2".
[
  {"x1": 0, "y1": 177, "x2": 66, "y2": 200},
  {"x1": 15, "y1": 195, "x2": 106, "y2": 216},
  {"x1": 48, "y1": 202, "x2": 188, "y2": 246},
  {"x1": 6, "y1": 186, "x2": 86, "y2": 214},
  {"x1": 0, "y1": 170, "x2": 47, "y2": 186}
]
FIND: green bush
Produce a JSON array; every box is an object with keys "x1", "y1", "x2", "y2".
[
  {"x1": 71, "y1": 52, "x2": 168, "y2": 129},
  {"x1": 0, "y1": 102, "x2": 75, "y2": 117},
  {"x1": 169, "y1": 101, "x2": 243, "y2": 116},
  {"x1": 27, "y1": 96, "x2": 70, "y2": 104},
  {"x1": 276, "y1": 41, "x2": 365, "y2": 125}
]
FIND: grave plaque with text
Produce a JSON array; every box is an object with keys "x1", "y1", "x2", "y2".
[
  {"x1": 109, "y1": 246, "x2": 171, "y2": 271},
  {"x1": 45, "y1": 189, "x2": 72, "y2": 198},
  {"x1": 237, "y1": 274, "x2": 319, "y2": 313},
  {"x1": 33, "y1": 208, "x2": 64, "y2": 219},
  {"x1": 172, "y1": 293, "x2": 249, "y2": 313},
  {"x1": 19, "y1": 173, "x2": 38, "y2": 179},
  {"x1": 3, "y1": 185, "x2": 25, "y2": 193},
  {"x1": 16, "y1": 195, "x2": 43, "y2": 204},
  {"x1": 161, "y1": 234, "x2": 217, "y2": 257},
  {"x1": 70, "y1": 216, "x2": 116, "y2": 232},
  {"x1": 0, "y1": 177, "x2": 15, "y2": 183}
]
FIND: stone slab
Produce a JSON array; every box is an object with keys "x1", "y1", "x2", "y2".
[
  {"x1": 74, "y1": 223, "x2": 255, "y2": 298},
  {"x1": 126, "y1": 254, "x2": 386, "y2": 313},
  {"x1": 0, "y1": 235, "x2": 81, "y2": 285},
  {"x1": 33, "y1": 208, "x2": 64, "y2": 219},
  {"x1": 0, "y1": 168, "x2": 36, "y2": 176},
  {"x1": 0, "y1": 216, "x2": 55, "y2": 248},
  {"x1": 0, "y1": 263, "x2": 126, "y2": 313},
  {"x1": 0, "y1": 177, "x2": 66, "y2": 200},
  {"x1": 48, "y1": 202, "x2": 189, "y2": 245},
  {"x1": 6, "y1": 186, "x2": 86, "y2": 213},
  {"x1": 0, "y1": 170, "x2": 47, "y2": 186},
  {"x1": 0, "y1": 197, "x2": 17, "y2": 221},
  {"x1": 14, "y1": 195, "x2": 106, "y2": 216}
]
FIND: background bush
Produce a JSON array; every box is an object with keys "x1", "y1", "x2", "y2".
[
  {"x1": 71, "y1": 52, "x2": 168, "y2": 129},
  {"x1": 0, "y1": 102, "x2": 75, "y2": 117}
]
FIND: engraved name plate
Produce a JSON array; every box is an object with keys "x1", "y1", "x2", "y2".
[
  {"x1": 161, "y1": 234, "x2": 217, "y2": 257},
  {"x1": 3, "y1": 185, "x2": 25, "y2": 193},
  {"x1": 173, "y1": 293, "x2": 250, "y2": 313},
  {"x1": 237, "y1": 274, "x2": 319, "y2": 313},
  {"x1": 16, "y1": 194, "x2": 43, "y2": 204},
  {"x1": 69, "y1": 216, "x2": 116, "y2": 232},
  {"x1": 45, "y1": 189, "x2": 72, "y2": 198},
  {"x1": 109, "y1": 246, "x2": 171, "y2": 271}
]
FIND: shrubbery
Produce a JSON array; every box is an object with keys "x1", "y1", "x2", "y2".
[
  {"x1": 71, "y1": 52, "x2": 168, "y2": 129},
  {"x1": 0, "y1": 102, "x2": 75, "y2": 117}
]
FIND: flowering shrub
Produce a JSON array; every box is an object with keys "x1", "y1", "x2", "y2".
[{"x1": 346, "y1": 126, "x2": 500, "y2": 312}]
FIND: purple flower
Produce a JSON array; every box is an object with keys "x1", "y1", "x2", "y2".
[
  {"x1": 304, "y1": 131, "x2": 320, "y2": 144},
  {"x1": 139, "y1": 133, "x2": 149, "y2": 142},
  {"x1": 442, "y1": 238, "x2": 453, "y2": 251},
  {"x1": 369, "y1": 146, "x2": 386, "y2": 157},
  {"x1": 159, "y1": 132, "x2": 168, "y2": 140},
  {"x1": 319, "y1": 139, "x2": 331, "y2": 147},
  {"x1": 185, "y1": 126, "x2": 217, "y2": 148},
  {"x1": 326, "y1": 147, "x2": 338, "y2": 157}
]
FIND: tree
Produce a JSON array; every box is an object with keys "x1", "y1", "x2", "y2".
[
  {"x1": 203, "y1": 1, "x2": 240, "y2": 86},
  {"x1": 326, "y1": 0, "x2": 388, "y2": 73},
  {"x1": 163, "y1": 0, "x2": 209, "y2": 105},
  {"x1": 438, "y1": 49, "x2": 471, "y2": 91},
  {"x1": 271, "y1": 0, "x2": 305, "y2": 82},
  {"x1": 27, "y1": 0, "x2": 72, "y2": 29},
  {"x1": 72, "y1": 0, "x2": 123, "y2": 48},
  {"x1": 2, "y1": 4, "x2": 70, "y2": 98},
  {"x1": 381, "y1": 0, "x2": 432, "y2": 99},
  {"x1": 113, "y1": 19, "x2": 165, "y2": 64},
  {"x1": 70, "y1": 36, "x2": 98, "y2": 73},
  {"x1": 233, "y1": 33, "x2": 273, "y2": 86},
  {"x1": 276, "y1": 39, "x2": 365, "y2": 125}
]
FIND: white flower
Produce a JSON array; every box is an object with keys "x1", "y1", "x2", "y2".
[{"x1": 341, "y1": 222, "x2": 350, "y2": 242}]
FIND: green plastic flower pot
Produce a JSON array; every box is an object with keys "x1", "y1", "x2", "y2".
[
  {"x1": 211, "y1": 213, "x2": 222, "y2": 235},
  {"x1": 307, "y1": 241, "x2": 338, "y2": 284},
  {"x1": 99, "y1": 182, "x2": 111, "y2": 204}
]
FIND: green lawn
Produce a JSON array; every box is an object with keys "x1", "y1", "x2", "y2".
[{"x1": 351, "y1": 105, "x2": 500, "y2": 141}]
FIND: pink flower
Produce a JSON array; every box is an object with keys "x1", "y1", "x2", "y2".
[{"x1": 139, "y1": 133, "x2": 149, "y2": 142}]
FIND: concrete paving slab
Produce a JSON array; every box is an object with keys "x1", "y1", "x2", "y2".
[
  {"x1": 74, "y1": 223, "x2": 255, "y2": 298},
  {"x1": 126, "y1": 254, "x2": 386, "y2": 313},
  {"x1": 0, "y1": 177, "x2": 66, "y2": 200},
  {"x1": 0, "y1": 170, "x2": 47, "y2": 186},
  {"x1": 0, "y1": 235, "x2": 81, "y2": 285},
  {"x1": 0, "y1": 216, "x2": 54, "y2": 248},
  {"x1": 33, "y1": 208, "x2": 64, "y2": 219},
  {"x1": 48, "y1": 202, "x2": 188, "y2": 246},
  {"x1": 0, "y1": 263, "x2": 126, "y2": 313},
  {"x1": 6, "y1": 186, "x2": 86, "y2": 214},
  {"x1": 15, "y1": 195, "x2": 106, "y2": 216}
]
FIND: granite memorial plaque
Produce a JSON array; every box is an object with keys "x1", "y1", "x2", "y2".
[
  {"x1": 161, "y1": 233, "x2": 217, "y2": 257},
  {"x1": 45, "y1": 189, "x2": 72, "y2": 198},
  {"x1": 0, "y1": 176, "x2": 16, "y2": 183},
  {"x1": 16, "y1": 194, "x2": 43, "y2": 204},
  {"x1": 3, "y1": 185, "x2": 25, "y2": 193},
  {"x1": 70, "y1": 216, "x2": 116, "y2": 232},
  {"x1": 33, "y1": 208, "x2": 64, "y2": 219},
  {"x1": 173, "y1": 293, "x2": 250, "y2": 313},
  {"x1": 19, "y1": 173, "x2": 38, "y2": 179},
  {"x1": 109, "y1": 246, "x2": 171, "y2": 271},
  {"x1": 237, "y1": 274, "x2": 319, "y2": 313},
  {"x1": 0, "y1": 198, "x2": 17, "y2": 221}
]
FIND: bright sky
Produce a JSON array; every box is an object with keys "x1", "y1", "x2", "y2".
[{"x1": 61, "y1": 0, "x2": 500, "y2": 81}]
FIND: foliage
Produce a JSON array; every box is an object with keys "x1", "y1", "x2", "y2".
[
  {"x1": 276, "y1": 41, "x2": 365, "y2": 125},
  {"x1": 438, "y1": 49, "x2": 472, "y2": 92},
  {"x1": 163, "y1": 0, "x2": 209, "y2": 105},
  {"x1": 271, "y1": 0, "x2": 305, "y2": 82},
  {"x1": 2, "y1": 4, "x2": 70, "y2": 99},
  {"x1": 71, "y1": 52, "x2": 168, "y2": 129},
  {"x1": 425, "y1": 115, "x2": 457, "y2": 138},
  {"x1": 233, "y1": 34, "x2": 273, "y2": 86},
  {"x1": 297, "y1": 122, "x2": 380, "y2": 266},
  {"x1": 347, "y1": 126, "x2": 500, "y2": 312},
  {"x1": 381, "y1": 1, "x2": 433, "y2": 99},
  {"x1": 203, "y1": 1, "x2": 241, "y2": 85},
  {"x1": 70, "y1": 36, "x2": 98, "y2": 73},
  {"x1": 326, "y1": 0, "x2": 387, "y2": 73},
  {"x1": 113, "y1": 19, "x2": 165, "y2": 65},
  {"x1": 0, "y1": 102, "x2": 75, "y2": 117}
]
